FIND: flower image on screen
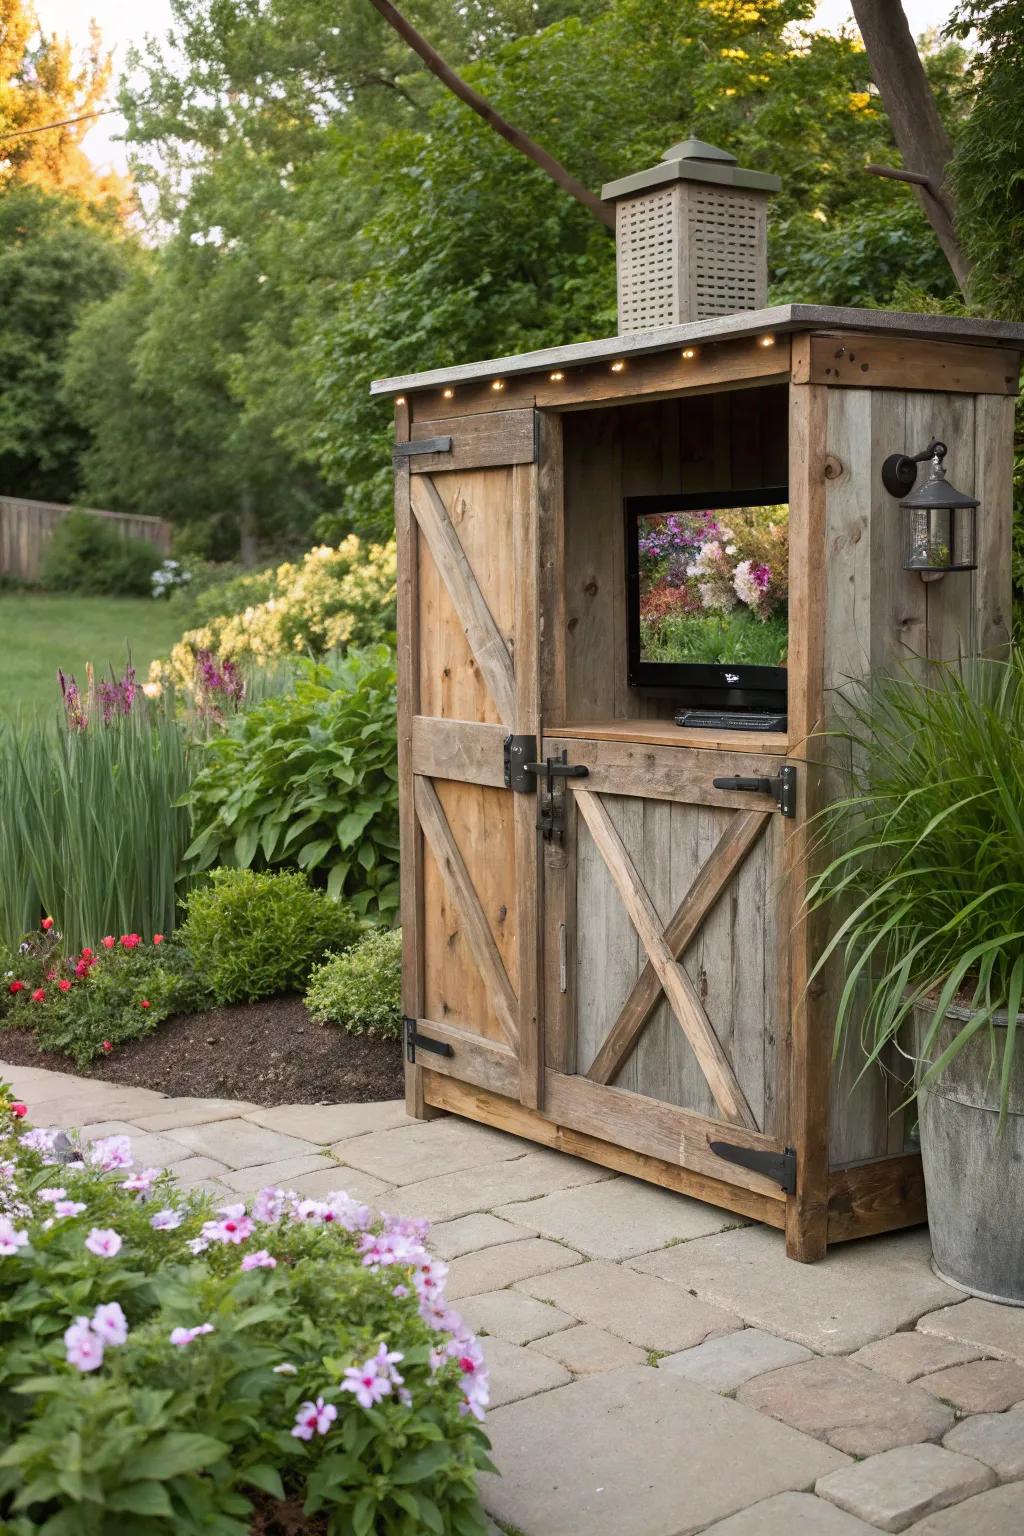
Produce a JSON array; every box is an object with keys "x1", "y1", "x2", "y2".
[{"x1": 637, "y1": 504, "x2": 789, "y2": 668}]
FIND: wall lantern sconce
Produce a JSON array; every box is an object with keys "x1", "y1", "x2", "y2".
[{"x1": 881, "y1": 439, "x2": 978, "y2": 582}]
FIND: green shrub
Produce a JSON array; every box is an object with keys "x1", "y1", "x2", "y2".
[
  {"x1": 177, "y1": 868, "x2": 358, "y2": 1004},
  {"x1": 0, "y1": 1115, "x2": 493, "y2": 1534},
  {"x1": 1, "y1": 925, "x2": 209, "y2": 1067},
  {"x1": 306, "y1": 927, "x2": 402, "y2": 1039},
  {"x1": 183, "y1": 646, "x2": 400, "y2": 920},
  {"x1": 41, "y1": 510, "x2": 163, "y2": 597}
]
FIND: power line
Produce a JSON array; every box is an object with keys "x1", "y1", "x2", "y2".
[{"x1": 0, "y1": 104, "x2": 123, "y2": 146}]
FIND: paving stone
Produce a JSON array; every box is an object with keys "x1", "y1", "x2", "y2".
[
  {"x1": 908, "y1": 1482, "x2": 1024, "y2": 1533},
  {"x1": 171, "y1": 1155, "x2": 232, "y2": 1188},
  {"x1": 29, "y1": 1091, "x2": 170, "y2": 1127},
  {"x1": 659, "y1": 1327, "x2": 812, "y2": 1392},
  {"x1": 393, "y1": 1151, "x2": 611, "y2": 1223},
  {"x1": 944, "y1": 1411, "x2": 1024, "y2": 1481},
  {"x1": 528, "y1": 1324, "x2": 646, "y2": 1376},
  {"x1": 737, "y1": 1357, "x2": 955, "y2": 1456},
  {"x1": 495, "y1": 1174, "x2": 740, "y2": 1260},
  {"x1": 480, "y1": 1365, "x2": 849, "y2": 1536},
  {"x1": 445, "y1": 1238, "x2": 581, "y2": 1300},
  {"x1": 286, "y1": 1165, "x2": 390, "y2": 1204},
  {"x1": 221, "y1": 1154, "x2": 336, "y2": 1193},
  {"x1": 460, "y1": 1289, "x2": 575, "y2": 1345},
  {"x1": 480, "y1": 1335, "x2": 572, "y2": 1408},
  {"x1": 429, "y1": 1212, "x2": 534, "y2": 1260},
  {"x1": 132, "y1": 1099, "x2": 257, "y2": 1131},
  {"x1": 919, "y1": 1300, "x2": 1024, "y2": 1365},
  {"x1": 245, "y1": 1100, "x2": 412, "y2": 1142},
  {"x1": 850, "y1": 1333, "x2": 985, "y2": 1383},
  {"x1": 335, "y1": 1118, "x2": 526, "y2": 1185},
  {"x1": 632, "y1": 1226, "x2": 957, "y2": 1354},
  {"x1": 128, "y1": 1131, "x2": 200, "y2": 1167},
  {"x1": 517, "y1": 1259, "x2": 739, "y2": 1353},
  {"x1": 78, "y1": 1120, "x2": 145, "y2": 1140},
  {"x1": 163, "y1": 1119, "x2": 320, "y2": 1170},
  {"x1": 816, "y1": 1443, "x2": 995, "y2": 1532},
  {"x1": 698, "y1": 1491, "x2": 880, "y2": 1534},
  {"x1": 918, "y1": 1359, "x2": 1024, "y2": 1413}
]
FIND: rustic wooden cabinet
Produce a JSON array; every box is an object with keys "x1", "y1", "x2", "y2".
[{"x1": 375, "y1": 306, "x2": 1023, "y2": 1260}]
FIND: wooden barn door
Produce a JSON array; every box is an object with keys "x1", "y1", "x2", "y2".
[
  {"x1": 396, "y1": 405, "x2": 544, "y2": 1116},
  {"x1": 540, "y1": 733, "x2": 796, "y2": 1223}
]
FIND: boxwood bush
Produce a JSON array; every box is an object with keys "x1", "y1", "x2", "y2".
[
  {"x1": 176, "y1": 869, "x2": 358, "y2": 1005},
  {"x1": 0, "y1": 1097, "x2": 493, "y2": 1534},
  {"x1": 305, "y1": 928, "x2": 403, "y2": 1039},
  {"x1": 183, "y1": 647, "x2": 399, "y2": 921},
  {"x1": 41, "y1": 510, "x2": 164, "y2": 597}
]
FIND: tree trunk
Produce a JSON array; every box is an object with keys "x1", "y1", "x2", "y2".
[
  {"x1": 366, "y1": 0, "x2": 614, "y2": 232},
  {"x1": 850, "y1": 0, "x2": 971, "y2": 294}
]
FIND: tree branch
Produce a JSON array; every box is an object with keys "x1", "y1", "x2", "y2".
[
  {"x1": 851, "y1": 0, "x2": 971, "y2": 294},
  {"x1": 365, "y1": 0, "x2": 614, "y2": 231}
]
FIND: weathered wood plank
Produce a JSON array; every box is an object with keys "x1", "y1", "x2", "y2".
[
  {"x1": 545, "y1": 735, "x2": 782, "y2": 811},
  {"x1": 410, "y1": 474, "x2": 516, "y2": 725},
  {"x1": 973, "y1": 394, "x2": 1015, "y2": 659},
  {"x1": 551, "y1": 719, "x2": 790, "y2": 754},
  {"x1": 513, "y1": 455, "x2": 543, "y2": 1110},
  {"x1": 574, "y1": 787, "x2": 758, "y2": 1130},
  {"x1": 588, "y1": 809, "x2": 770, "y2": 1086},
  {"x1": 414, "y1": 776, "x2": 519, "y2": 1050},
  {"x1": 795, "y1": 333, "x2": 1020, "y2": 396},
  {"x1": 422, "y1": 1071, "x2": 787, "y2": 1228},
  {"x1": 411, "y1": 717, "x2": 506, "y2": 787},
  {"x1": 408, "y1": 409, "x2": 536, "y2": 472},
  {"x1": 409, "y1": 1017, "x2": 520, "y2": 1097},
  {"x1": 827, "y1": 1154, "x2": 927, "y2": 1243}
]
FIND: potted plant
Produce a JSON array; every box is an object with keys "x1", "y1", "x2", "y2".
[{"x1": 807, "y1": 654, "x2": 1024, "y2": 1305}]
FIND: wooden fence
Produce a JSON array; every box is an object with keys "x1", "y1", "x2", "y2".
[{"x1": 0, "y1": 496, "x2": 172, "y2": 584}]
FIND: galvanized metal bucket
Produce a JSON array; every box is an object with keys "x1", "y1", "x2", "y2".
[{"x1": 914, "y1": 1001, "x2": 1024, "y2": 1306}]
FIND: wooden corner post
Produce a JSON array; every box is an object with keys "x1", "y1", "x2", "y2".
[{"x1": 784, "y1": 375, "x2": 830, "y2": 1260}]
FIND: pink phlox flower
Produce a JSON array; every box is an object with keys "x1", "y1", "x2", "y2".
[
  {"x1": 201, "y1": 1212, "x2": 254, "y2": 1245},
  {"x1": 357, "y1": 1230, "x2": 423, "y2": 1272},
  {"x1": 412, "y1": 1256, "x2": 448, "y2": 1298},
  {"x1": 169, "y1": 1322, "x2": 214, "y2": 1347},
  {"x1": 150, "y1": 1208, "x2": 182, "y2": 1231},
  {"x1": 290, "y1": 1396, "x2": 337, "y2": 1440},
  {"x1": 89, "y1": 1135, "x2": 133, "y2": 1172},
  {"x1": 186, "y1": 1236, "x2": 209, "y2": 1255},
  {"x1": 381, "y1": 1212, "x2": 430, "y2": 1244},
  {"x1": 240, "y1": 1249, "x2": 277, "y2": 1270},
  {"x1": 419, "y1": 1295, "x2": 458, "y2": 1331},
  {"x1": 293, "y1": 1198, "x2": 329, "y2": 1224},
  {"x1": 320, "y1": 1192, "x2": 370, "y2": 1230},
  {"x1": 20, "y1": 1127, "x2": 57, "y2": 1155},
  {"x1": 38, "y1": 1187, "x2": 66, "y2": 1203},
  {"x1": 0, "y1": 1216, "x2": 29, "y2": 1255},
  {"x1": 91, "y1": 1301, "x2": 128, "y2": 1346},
  {"x1": 392, "y1": 1283, "x2": 410, "y2": 1299},
  {"x1": 53, "y1": 1200, "x2": 87, "y2": 1219},
  {"x1": 121, "y1": 1167, "x2": 161, "y2": 1195},
  {"x1": 251, "y1": 1186, "x2": 290, "y2": 1224},
  {"x1": 0, "y1": 1160, "x2": 15, "y2": 1183},
  {"x1": 64, "y1": 1316, "x2": 104, "y2": 1371},
  {"x1": 370, "y1": 1342, "x2": 405, "y2": 1387},
  {"x1": 452, "y1": 1337, "x2": 489, "y2": 1420},
  {"x1": 341, "y1": 1358, "x2": 392, "y2": 1410},
  {"x1": 84, "y1": 1228, "x2": 122, "y2": 1258}
]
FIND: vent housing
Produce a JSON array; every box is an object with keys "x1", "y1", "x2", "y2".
[{"x1": 602, "y1": 139, "x2": 780, "y2": 332}]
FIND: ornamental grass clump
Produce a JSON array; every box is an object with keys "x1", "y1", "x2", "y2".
[
  {"x1": 807, "y1": 654, "x2": 1024, "y2": 1113},
  {"x1": 0, "y1": 1093, "x2": 493, "y2": 1535},
  {"x1": 305, "y1": 928, "x2": 403, "y2": 1039}
]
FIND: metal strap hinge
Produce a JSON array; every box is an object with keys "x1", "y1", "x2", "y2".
[
  {"x1": 711, "y1": 764, "x2": 796, "y2": 818},
  {"x1": 709, "y1": 1139, "x2": 797, "y2": 1195},
  {"x1": 393, "y1": 436, "x2": 452, "y2": 460},
  {"x1": 403, "y1": 1018, "x2": 454, "y2": 1065}
]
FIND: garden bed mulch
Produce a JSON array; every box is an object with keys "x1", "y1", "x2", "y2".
[{"x1": 0, "y1": 995, "x2": 405, "y2": 1108}]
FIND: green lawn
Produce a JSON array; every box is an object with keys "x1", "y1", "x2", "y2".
[{"x1": 0, "y1": 594, "x2": 184, "y2": 718}]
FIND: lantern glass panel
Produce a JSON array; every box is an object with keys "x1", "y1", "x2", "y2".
[{"x1": 902, "y1": 502, "x2": 976, "y2": 573}]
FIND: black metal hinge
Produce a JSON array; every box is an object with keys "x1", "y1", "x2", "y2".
[
  {"x1": 403, "y1": 1018, "x2": 454, "y2": 1065},
  {"x1": 709, "y1": 1139, "x2": 798, "y2": 1195},
  {"x1": 393, "y1": 435, "x2": 452, "y2": 460},
  {"x1": 711, "y1": 763, "x2": 796, "y2": 818}
]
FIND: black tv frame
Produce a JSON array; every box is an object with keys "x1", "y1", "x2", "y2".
[{"x1": 625, "y1": 487, "x2": 790, "y2": 711}]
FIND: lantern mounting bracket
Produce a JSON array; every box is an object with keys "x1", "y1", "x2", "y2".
[{"x1": 881, "y1": 438, "x2": 947, "y2": 499}]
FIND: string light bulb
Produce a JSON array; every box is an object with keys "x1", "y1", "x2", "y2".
[
  {"x1": 442, "y1": 387, "x2": 455, "y2": 400},
  {"x1": 491, "y1": 379, "x2": 505, "y2": 392},
  {"x1": 549, "y1": 370, "x2": 564, "y2": 382},
  {"x1": 681, "y1": 348, "x2": 696, "y2": 361},
  {"x1": 758, "y1": 334, "x2": 776, "y2": 348},
  {"x1": 395, "y1": 395, "x2": 406, "y2": 405},
  {"x1": 610, "y1": 359, "x2": 625, "y2": 372}
]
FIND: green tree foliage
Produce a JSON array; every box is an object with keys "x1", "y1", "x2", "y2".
[{"x1": 0, "y1": 185, "x2": 134, "y2": 499}]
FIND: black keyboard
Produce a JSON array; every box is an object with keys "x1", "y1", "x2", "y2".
[{"x1": 674, "y1": 709, "x2": 787, "y2": 732}]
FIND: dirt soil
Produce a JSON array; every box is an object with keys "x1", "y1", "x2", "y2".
[{"x1": 0, "y1": 995, "x2": 405, "y2": 1107}]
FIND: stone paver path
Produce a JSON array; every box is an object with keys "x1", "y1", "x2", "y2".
[{"x1": 7, "y1": 1058, "x2": 1024, "y2": 1536}]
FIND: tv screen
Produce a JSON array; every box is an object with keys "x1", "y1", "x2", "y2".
[{"x1": 625, "y1": 487, "x2": 789, "y2": 708}]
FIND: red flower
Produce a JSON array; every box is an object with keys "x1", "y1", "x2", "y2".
[
  {"x1": 41, "y1": 917, "x2": 54, "y2": 932},
  {"x1": 74, "y1": 960, "x2": 89, "y2": 978},
  {"x1": 8, "y1": 981, "x2": 24, "y2": 994},
  {"x1": 81, "y1": 948, "x2": 94, "y2": 960},
  {"x1": 45, "y1": 969, "x2": 56, "y2": 981},
  {"x1": 10, "y1": 1102, "x2": 27, "y2": 1119},
  {"x1": 101, "y1": 936, "x2": 116, "y2": 950},
  {"x1": 139, "y1": 999, "x2": 151, "y2": 1010},
  {"x1": 152, "y1": 934, "x2": 164, "y2": 945},
  {"x1": 101, "y1": 1040, "x2": 112, "y2": 1054},
  {"x1": 120, "y1": 934, "x2": 141, "y2": 950},
  {"x1": 58, "y1": 978, "x2": 72, "y2": 993},
  {"x1": 30, "y1": 988, "x2": 45, "y2": 1003}
]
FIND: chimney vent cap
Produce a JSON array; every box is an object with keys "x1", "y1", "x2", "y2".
[
  {"x1": 662, "y1": 138, "x2": 737, "y2": 165},
  {"x1": 601, "y1": 138, "x2": 781, "y2": 201}
]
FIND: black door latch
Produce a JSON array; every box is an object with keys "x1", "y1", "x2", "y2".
[
  {"x1": 712, "y1": 764, "x2": 796, "y2": 817},
  {"x1": 502, "y1": 737, "x2": 588, "y2": 843}
]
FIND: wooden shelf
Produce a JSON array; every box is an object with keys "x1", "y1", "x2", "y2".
[{"x1": 547, "y1": 718, "x2": 790, "y2": 754}]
